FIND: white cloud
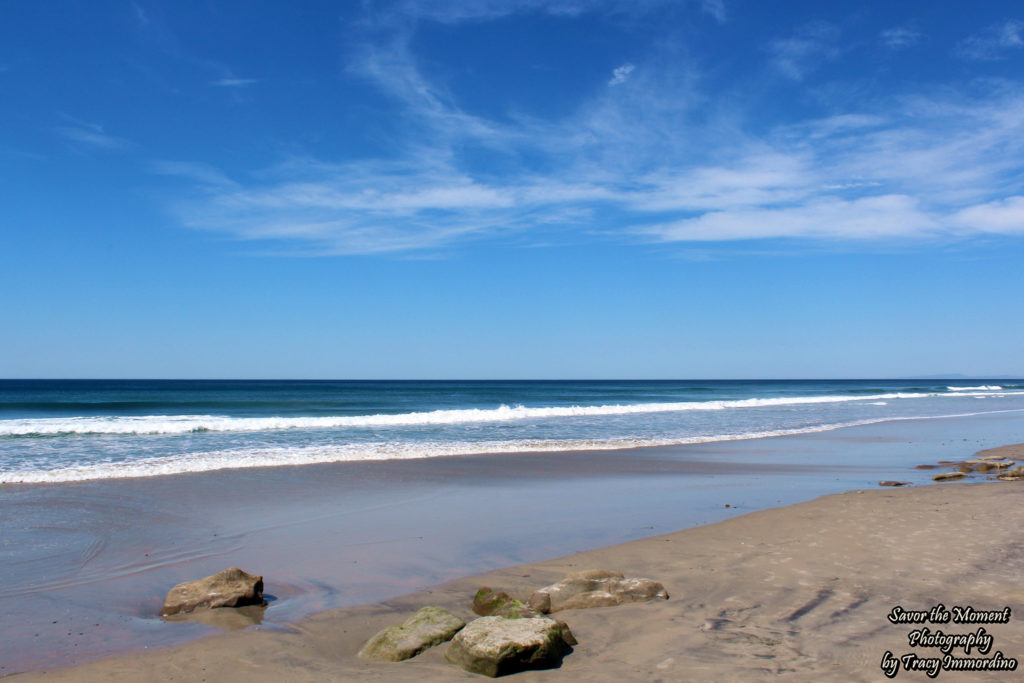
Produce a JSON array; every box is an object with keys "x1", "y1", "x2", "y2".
[
  {"x1": 768, "y1": 21, "x2": 841, "y2": 81},
  {"x1": 700, "y1": 0, "x2": 726, "y2": 23},
  {"x1": 952, "y1": 196, "x2": 1024, "y2": 234},
  {"x1": 165, "y1": 78, "x2": 1024, "y2": 253},
  {"x1": 130, "y1": 1, "x2": 150, "y2": 26},
  {"x1": 608, "y1": 63, "x2": 635, "y2": 86},
  {"x1": 631, "y1": 153, "x2": 812, "y2": 212},
  {"x1": 880, "y1": 27, "x2": 921, "y2": 49},
  {"x1": 211, "y1": 77, "x2": 258, "y2": 87},
  {"x1": 151, "y1": 161, "x2": 238, "y2": 188},
  {"x1": 957, "y1": 20, "x2": 1024, "y2": 60},
  {"x1": 368, "y1": 0, "x2": 677, "y2": 25},
  {"x1": 55, "y1": 118, "x2": 130, "y2": 151},
  {"x1": 639, "y1": 195, "x2": 940, "y2": 242},
  {"x1": 156, "y1": 8, "x2": 1024, "y2": 255}
]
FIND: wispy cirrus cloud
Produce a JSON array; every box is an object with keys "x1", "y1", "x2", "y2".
[
  {"x1": 151, "y1": 161, "x2": 238, "y2": 188},
  {"x1": 880, "y1": 26, "x2": 921, "y2": 49},
  {"x1": 129, "y1": 2, "x2": 261, "y2": 93},
  {"x1": 957, "y1": 19, "x2": 1024, "y2": 60},
  {"x1": 363, "y1": 0, "x2": 680, "y2": 26},
  {"x1": 211, "y1": 77, "x2": 258, "y2": 88},
  {"x1": 768, "y1": 21, "x2": 841, "y2": 81},
  {"x1": 640, "y1": 194, "x2": 940, "y2": 242},
  {"x1": 700, "y1": 0, "x2": 726, "y2": 23},
  {"x1": 157, "y1": 5, "x2": 1024, "y2": 254},
  {"x1": 55, "y1": 117, "x2": 131, "y2": 151}
]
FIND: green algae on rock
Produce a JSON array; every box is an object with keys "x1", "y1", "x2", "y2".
[{"x1": 357, "y1": 607, "x2": 465, "y2": 662}]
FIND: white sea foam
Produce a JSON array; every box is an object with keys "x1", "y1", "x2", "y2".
[
  {"x1": 0, "y1": 421, "x2": 885, "y2": 483},
  {"x1": 6, "y1": 406, "x2": 1024, "y2": 484},
  {"x1": 3, "y1": 390, "x2": 1013, "y2": 437},
  {"x1": 947, "y1": 385, "x2": 1003, "y2": 391}
]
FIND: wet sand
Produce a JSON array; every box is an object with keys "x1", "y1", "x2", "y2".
[
  {"x1": 13, "y1": 465, "x2": 1024, "y2": 680},
  {"x1": 3, "y1": 412, "x2": 1024, "y2": 678}
]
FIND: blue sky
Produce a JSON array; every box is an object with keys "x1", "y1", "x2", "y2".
[{"x1": 2, "y1": 0, "x2": 1023, "y2": 378}]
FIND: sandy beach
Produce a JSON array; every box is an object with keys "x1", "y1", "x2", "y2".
[
  {"x1": 5, "y1": 0, "x2": 1023, "y2": 674},
  {"x1": 6, "y1": 0, "x2": 1024, "y2": 676},
  {"x1": 9, "y1": 440, "x2": 1024, "y2": 681}
]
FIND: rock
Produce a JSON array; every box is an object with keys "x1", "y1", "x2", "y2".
[
  {"x1": 974, "y1": 461, "x2": 1012, "y2": 473},
  {"x1": 473, "y1": 587, "x2": 539, "y2": 618},
  {"x1": 932, "y1": 472, "x2": 966, "y2": 482},
  {"x1": 998, "y1": 466, "x2": 1024, "y2": 481},
  {"x1": 878, "y1": 481, "x2": 909, "y2": 487},
  {"x1": 358, "y1": 607, "x2": 465, "y2": 662},
  {"x1": 528, "y1": 569, "x2": 668, "y2": 614},
  {"x1": 915, "y1": 464, "x2": 938, "y2": 470},
  {"x1": 552, "y1": 618, "x2": 577, "y2": 646},
  {"x1": 445, "y1": 616, "x2": 573, "y2": 677},
  {"x1": 161, "y1": 567, "x2": 265, "y2": 616}
]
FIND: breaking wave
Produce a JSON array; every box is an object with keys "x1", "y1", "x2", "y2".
[
  {"x1": 947, "y1": 385, "x2": 1003, "y2": 391},
  {"x1": 0, "y1": 421, "x2": 891, "y2": 483},
  {"x1": 5, "y1": 390, "x2": 1015, "y2": 437}
]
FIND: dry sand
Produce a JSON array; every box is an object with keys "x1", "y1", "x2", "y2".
[{"x1": 12, "y1": 444, "x2": 1024, "y2": 681}]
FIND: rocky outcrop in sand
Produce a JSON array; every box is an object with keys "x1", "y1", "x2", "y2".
[
  {"x1": 358, "y1": 607, "x2": 465, "y2": 661},
  {"x1": 998, "y1": 466, "x2": 1024, "y2": 481},
  {"x1": 161, "y1": 567, "x2": 265, "y2": 616},
  {"x1": 445, "y1": 616, "x2": 574, "y2": 677},
  {"x1": 970, "y1": 460, "x2": 1012, "y2": 473},
  {"x1": 919, "y1": 450, "x2": 1016, "y2": 479},
  {"x1": 528, "y1": 569, "x2": 668, "y2": 613},
  {"x1": 473, "y1": 587, "x2": 540, "y2": 618}
]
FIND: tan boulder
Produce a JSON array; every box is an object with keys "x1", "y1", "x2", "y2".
[
  {"x1": 161, "y1": 567, "x2": 265, "y2": 617},
  {"x1": 528, "y1": 569, "x2": 668, "y2": 613},
  {"x1": 445, "y1": 616, "x2": 573, "y2": 677},
  {"x1": 998, "y1": 466, "x2": 1024, "y2": 481}
]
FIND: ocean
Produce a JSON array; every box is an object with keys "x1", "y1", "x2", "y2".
[{"x1": 3, "y1": 378, "x2": 1023, "y2": 484}]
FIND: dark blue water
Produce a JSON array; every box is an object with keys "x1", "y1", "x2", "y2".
[{"x1": 2, "y1": 379, "x2": 1022, "y2": 483}]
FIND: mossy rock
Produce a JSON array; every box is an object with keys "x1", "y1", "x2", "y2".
[
  {"x1": 358, "y1": 607, "x2": 465, "y2": 662},
  {"x1": 445, "y1": 616, "x2": 573, "y2": 677},
  {"x1": 473, "y1": 587, "x2": 539, "y2": 618}
]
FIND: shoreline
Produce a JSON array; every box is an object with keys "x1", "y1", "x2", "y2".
[
  {"x1": 7, "y1": 405, "x2": 1024, "y2": 487},
  {"x1": 11, "y1": 459, "x2": 1024, "y2": 680},
  {"x1": 3, "y1": 418, "x2": 1024, "y2": 679}
]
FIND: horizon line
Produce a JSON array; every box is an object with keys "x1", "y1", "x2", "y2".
[{"x1": 1, "y1": 377, "x2": 1021, "y2": 382}]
